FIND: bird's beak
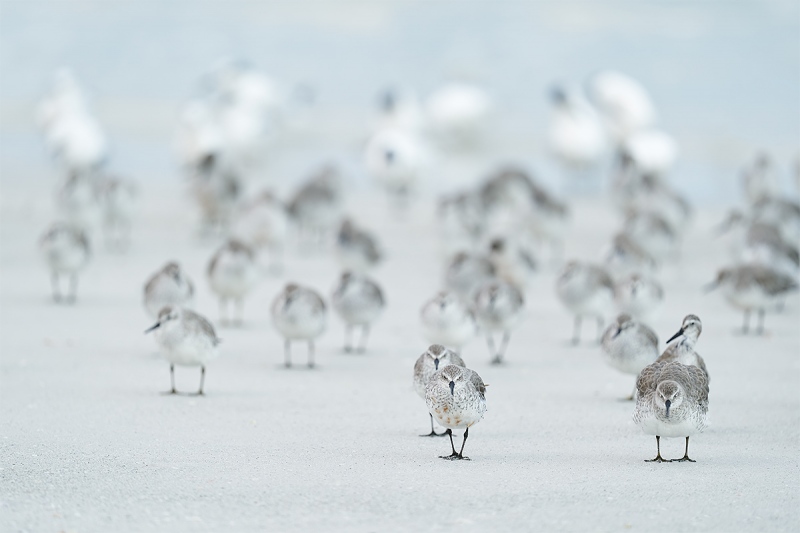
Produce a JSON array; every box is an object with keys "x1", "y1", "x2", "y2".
[
  {"x1": 434, "y1": 358, "x2": 439, "y2": 370},
  {"x1": 665, "y1": 399, "x2": 671, "y2": 418},
  {"x1": 449, "y1": 381, "x2": 455, "y2": 396},
  {"x1": 703, "y1": 280, "x2": 719, "y2": 293},
  {"x1": 144, "y1": 322, "x2": 161, "y2": 334},
  {"x1": 666, "y1": 328, "x2": 684, "y2": 344},
  {"x1": 612, "y1": 326, "x2": 621, "y2": 339}
]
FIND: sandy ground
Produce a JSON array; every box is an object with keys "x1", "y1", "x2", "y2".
[{"x1": 1, "y1": 173, "x2": 799, "y2": 533}]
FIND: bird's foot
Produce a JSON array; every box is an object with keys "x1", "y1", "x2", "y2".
[
  {"x1": 620, "y1": 395, "x2": 634, "y2": 402},
  {"x1": 670, "y1": 456, "x2": 696, "y2": 463},
  {"x1": 344, "y1": 345, "x2": 352, "y2": 353},
  {"x1": 490, "y1": 356, "x2": 504, "y2": 365},
  {"x1": 190, "y1": 391, "x2": 205, "y2": 397},
  {"x1": 307, "y1": 362, "x2": 315, "y2": 369},
  {"x1": 439, "y1": 453, "x2": 470, "y2": 461},
  {"x1": 645, "y1": 455, "x2": 668, "y2": 463},
  {"x1": 161, "y1": 389, "x2": 177, "y2": 395}
]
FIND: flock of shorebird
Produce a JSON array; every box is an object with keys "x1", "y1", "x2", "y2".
[{"x1": 35, "y1": 63, "x2": 799, "y2": 462}]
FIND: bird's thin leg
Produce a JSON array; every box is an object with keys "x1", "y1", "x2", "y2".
[
  {"x1": 191, "y1": 366, "x2": 206, "y2": 396},
  {"x1": 486, "y1": 334, "x2": 497, "y2": 363},
  {"x1": 162, "y1": 364, "x2": 177, "y2": 394},
  {"x1": 67, "y1": 274, "x2": 78, "y2": 304},
  {"x1": 571, "y1": 315, "x2": 582, "y2": 345},
  {"x1": 51, "y1": 272, "x2": 61, "y2": 302},
  {"x1": 742, "y1": 309, "x2": 750, "y2": 334},
  {"x1": 756, "y1": 308, "x2": 765, "y2": 335},
  {"x1": 219, "y1": 298, "x2": 228, "y2": 326},
  {"x1": 670, "y1": 436, "x2": 696, "y2": 462},
  {"x1": 595, "y1": 316, "x2": 604, "y2": 344},
  {"x1": 344, "y1": 325, "x2": 353, "y2": 353},
  {"x1": 284, "y1": 339, "x2": 292, "y2": 368},
  {"x1": 420, "y1": 413, "x2": 447, "y2": 437},
  {"x1": 493, "y1": 331, "x2": 511, "y2": 365},
  {"x1": 457, "y1": 427, "x2": 471, "y2": 460},
  {"x1": 234, "y1": 298, "x2": 244, "y2": 326},
  {"x1": 307, "y1": 341, "x2": 315, "y2": 368},
  {"x1": 356, "y1": 325, "x2": 370, "y2": 353},
  {"x1": 439, "y1": 429, "x2": 460, "y2": 459},
  {"x1": 645, "y1": 435, "x2": 666, "y2": 462}
]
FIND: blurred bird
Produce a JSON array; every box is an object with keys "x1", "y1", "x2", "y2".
[
  {"x1": 271, "y1": 284, "x2": 327, "y2": 368},
  {"x1": 706, "y1": 265, "x2": 798, "y2": 334},
  {"x1": 444, "y1": 251, "x2": 496, "y2": 301},
  {"x1": 741, "y1": 153, "x2": 780, "y2": 206},
  {"x1": 56, "y1": 174, "x2": 102, "y2": 234},
  {"x1": 334, "y1": 219, "x2": 383, "y2": 273},
  {"x1": 207, "y1": 240, "x2": 259, "y2": 326},
  {"x1": 331, "y1": 272, "x2": 385, "y2": 353},
  {"x1": 364, "y1": 126, "x2": 430, "y2": 206},
  {"x1": 621, "y1": 129, "x2": 678, "y2": 176},
  {"x1": 145, "y1": 306, "x2": 220, "y2": 395},
  {"x1": 473, "y1": 280, "x2": 525, "y2": 365},
  {"x1": 614, "y1": 273, "x2": 664, "y2": 323},
  {"x1": 229, "y1": 190, "x2": 289, "y2": 273},
  {"x1": 97, "y1": 175, "x2": 137, "y2": 250},
  {"x1": 287, "y1": 166, "x2": 342, "y2": 248},
  {"x1": 600, "y1": 314, "x2": 659, "y2": 399},
  {"x1": 487, "y1": 237, "x2": 537, "y2": 290},
  {"x1": 426, "y1": 81, "x2": 491, "y2": 149},
  {"x1": 143, "y1": 262, "x2": 195, "y2": 319},
  {"x1": 547, "y1": 84, "x2": 607, "y2": 170},
  {"x1": 420, "y1": 291, "x2": 476, "y2": 351},
  {"x1": 587, "y1": 70, "x2": 656, "y2": 142},
  {"x1": 604, "y1": 233, "x2": 658, "y2": 280},
  {"x1": 556, "y1": 261, "x2": 615, "y2": 344},
  {"x1": 40, "y1": 223, "x2": 90, "y2": 303}
]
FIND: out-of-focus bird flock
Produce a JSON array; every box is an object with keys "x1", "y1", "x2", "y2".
[{"x1": 33, "y1": 60, "x2": 799, "y2": 461}]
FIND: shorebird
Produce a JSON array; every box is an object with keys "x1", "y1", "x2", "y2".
[
  {"x1": 657, "y1": 314, "x2": 708, "y2": 377},
  {"x1": 600, "y1": 314, "x2": 659, "y2": 399},
  {"x1": 706, "y1": 265, "x2": 798, "y2": 334},
  {"x1": 444, "y1": 251, "x2": 496, "y2": 301},
  {"x1": 413, "y1": 345, "x2": 465, "y2": 437},
  {"x1": 145, "y1": 306, "x2": 220, "y2": 395},
  {"x1": 271, "y1": 284, "x2": 327, "y2": 368},
  {"x1": 556, "y1": 261, "x2": 614, "y2": 344},
  {"x1": 425, "y1": 364, "x2": 488, "y2": 460},
  {"x1": 633, "y1": 360, "x2": 709, "y2": 462},
  {"x1": 420, "y1": 291, "x2": 476, "y2": 351},
  {"x1": 40, "y1": 223, "x2": 90, "y2": 303},
  {"x1": 614, "y1": 273, "x2": 664, "y2": 323},
  {"x1": 143, "y1": 262, "x2": 195, "y2": 319},
  {"x1": 207, "y1": 240, "x2": 259, "y2": 326},
  {"x1": 473, "y1": 280, "x2": 525, "y2": 364},
  {"x1": 334, "y1": 219, "x2": 383, "y2": 273},
  {"x1": 331, "y1": 272, "x2": 385, "y2": 353}
]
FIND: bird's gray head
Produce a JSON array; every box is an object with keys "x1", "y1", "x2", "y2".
[
  {"x1": 145, "y1": 306, "x2": 181, "y2": 333},
  {"x1": 425, "y1": 344, "x2": 457, "y2": 370},
  {"x1": 163, "y1": 262, "x2": 183, "y2": 281},
  {"x1": 437, "y1": 364, "x2": 466, "y2": 396},
  {"x1": 655, "y1": 380, "x2": 684, "y2": 418},
  {"x1": 666, "y1": 314, "x2": 702, "y2": 344}
]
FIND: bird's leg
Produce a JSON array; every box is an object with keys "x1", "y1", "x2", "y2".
[
  {"x1": 756, "y1": 308, "x2": 765, "y2": 335},
  {"x1": 493, "y1": 331, "x2": 511, "y2": 365},
  {"x1": 742, "y1": 309, "x2": 750, "y2": 334},
  {"x1": 344, "y1": 325, "x2": 353, "y2": 353},
  {"x1": 456, "y1": 427, "x2": 471, "y2": 460},
  {"x1": 420, "y1": 413, "x2": 447, "y2": 437},
  {"x1": 595, "y1": 316, "x2": 604, "y2": 344},
  {"x1": 234, "y1": 298, "x2": 244, "y2": 327},
  {"x1": 486, "y1": 334, "x2": 497, "y2": 363},
  {"x1": 439, "y1": 429, "x2": 461, "y2": 459},
  {"x1": 51, "y1": 272, "x2": 62, "y2": 303},
  {"x1": 191, "y1": 366, "x2": 206, "y2": 396},
  {"x1": 356, "y1": 324, "x2": 370, "y2": 353},
  {"x1": 219, "y1": 298, "x2": 229, "y2": 326},
  {"x1": 670, "y1": 436, "x2": 696, "y2": 462},
  {"x1": 66, "y1": 274, "x2": 78, "y2": 304},
  {"x1": 307, "y1": 340, "x2": 315, "y2": 368},
  {"x1": 162, "y1": 364, "x2": 177, "y2": 394},
  {"x1": 645, "y1": 435, "x2": 667, "y2": 462},
  {"x1": 284, "y1": 339, "x2": 292, "y2": 368},
  {"x1": 571, "y1": 315, "x2": 582, "y2": 345}
]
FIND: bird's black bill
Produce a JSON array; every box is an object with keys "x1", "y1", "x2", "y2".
[
  {"x1": 434, "y1": 358, "x2": 439, "y2": 370},
  {"x1": 449, "y1": 381, "x2": 455, "y2": 396},
  {"x1": 665, "y1": 328, "x2": 684, "y2": 344},
  {"x1": 665, "y1": 399, "x2": 671, "y2": 418},
  {"x1": 144, "y1": 322, "x2": 161, "y2": 334}
]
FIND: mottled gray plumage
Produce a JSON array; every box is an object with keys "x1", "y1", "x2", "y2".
[
  {"x1": 335, "y1": 219, "x2": 383, "y2": 271},
  {"x1": 445, "y1": 251, "x2": 496, "y2": 300},
  {"x1": 657, "y1": 314, "x2": 708, "y2": 377},
  {"x1": 601, "y1": 314, "x2": 659, "y2": 389},
  {"x1": 633, "y1": 360, "x2": 709, "y2": 461},
  {"x1": 143, "y1": 261, "x2": 195, "y2": 318},
  {"x1": 425, "y1": 364, "x2": 487, "y2": 459}
]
